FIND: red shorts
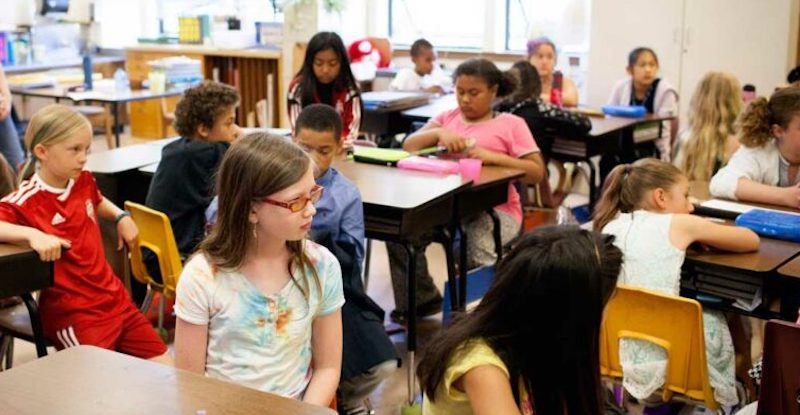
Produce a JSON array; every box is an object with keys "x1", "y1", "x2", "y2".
[{"x1": 46, "y1": 301, "x2": 167, "y2": 359}]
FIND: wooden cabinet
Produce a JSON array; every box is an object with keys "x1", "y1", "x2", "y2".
[{"x1": 125, "y1": 45, "x2": 283, "y2": 139}]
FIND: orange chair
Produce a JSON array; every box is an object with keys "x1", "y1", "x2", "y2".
[
  {"x1": 600, "y1": 285, "x2": 718, "y2": 411},
  {"x1": 124, "y1": 202, "x2": 183, "y2": 338}
]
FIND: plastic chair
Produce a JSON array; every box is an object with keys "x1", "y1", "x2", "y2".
[
  {"x1": 124, "y1": 201, "x2": 183, "y2": 338},
  {"x1": 757, "y1": 320, "x2": 800, "y2": 415},
  {"x1": 0, "y1": 296, "x2": 52, "y2": 370},
  {"x1": 600, "y1": 285, "x2": 719, "y2": 411}
]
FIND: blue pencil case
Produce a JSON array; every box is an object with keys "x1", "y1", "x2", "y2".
[
  {"x1": 601, "y1": 105, "x2": 647, "y2": 118},
  {"x1": 734, "y1": 209, "x2": 800, "y2": 242}
]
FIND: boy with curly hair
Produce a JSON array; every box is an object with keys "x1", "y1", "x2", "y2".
[{"x1": 146, "y1": 81, "x2": 241, "y2": 258}]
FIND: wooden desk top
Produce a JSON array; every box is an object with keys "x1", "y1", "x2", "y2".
[
  {"x1": 465, "y1": 165, "x2": 526, "y2": 190},
  {"x1": 86, "y1": 137, "x2": 179, "y2": 174},
  {"x1": 0, "y1": 346, "x2": 335, "y2": 415},
  {"x1": 11, "y1": 84, "x2": 183, "y2": 103},
  {"x1": 588, "y1": 114, "x2": 672, "y2": 137},
  {"x1": 778, "y1": 256, "x2": 800, "y2": 279},
  {"x1": 334, "y1": 160, "x2": 468, "y2": 210},
  {"x1": 686, "y1": 236, "x2": 800, "y2": 273}
]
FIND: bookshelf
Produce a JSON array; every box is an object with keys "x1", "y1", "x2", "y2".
[{"x1": 125, "y1": 45, "x2": 283, "y2": 138}]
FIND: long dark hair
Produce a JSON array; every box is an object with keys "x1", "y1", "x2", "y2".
[
  {"x1": 453, "y1": 58, "x2": 517, "y2": 98},
  {"x1": 417, "y1": 225, "x2": 622, "y2": 414},
  {"x1": 592, "y1": 158, "x2": 683, "y2": 231},
  {"x1": 295, "y1": 31, "x2": 360, "y2": 105}
]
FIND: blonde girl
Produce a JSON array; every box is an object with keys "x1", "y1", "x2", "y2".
[
  {"x1": 0, "y1": 104, "x2": 169, "y2": 361},
  {"x1": 175, "y1": 132, "x2": 344, "y2": 407},
  {"x1": 594, "y1": 158, "x2": 758, "y2": 407},
  {"x1": 710, "y1": 86, "x2": 800, "y2": 208},
  {"x1": 676, "y1": 72, "x2": 742, "y2": 181}
]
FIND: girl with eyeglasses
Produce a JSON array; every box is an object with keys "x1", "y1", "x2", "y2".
[{"x1": 174, "y1": 132, "x2": 344, "y2": 408}]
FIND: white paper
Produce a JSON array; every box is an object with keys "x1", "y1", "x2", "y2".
[{"x1": 700, "y1": 199, "x2": 800, "y2": 216}]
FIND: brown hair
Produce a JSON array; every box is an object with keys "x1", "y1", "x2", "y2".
[
  {"x1": 19, "y1": 104, "x2": 91, "y2": 183},
  {"x1": 0, "y1": 154, "x2": 15, "y2": 198},
  {"x1": 681, "y1": 72, "x2": 742, "y2": 181},
  {"x1": 199, "y1": 132, "x2": 319, "y2": 298},
  {"x1": 173, "y1": 81, "x2": 240, "y2": 139},
  {"x1": 593, "y1": 158, "x2": 684, "y2": 231},
  {"x1": 738, "y1": 85, "x2": 800, "y2": 148}
]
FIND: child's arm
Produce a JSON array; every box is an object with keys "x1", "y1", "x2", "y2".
[
  {"x1": 303, "y1": 309, "x2": 342, "y2": 407},
  {"x1": 174, "y1": 318, "x2": 208, "y2": 375},
  {"x1": 456, "y1": 365, "x2": 523, "y2": 415},
  {"x1": 0, "y1": 221, "x2": 71, "y2": 261},
  {"x1": 402, "y1": 122, "x2": 469, "y2": 153},
  {"x1": 467, "y1": 148, "x2": 545, "y2": 185},
  {"x1": 96, "y1": 197, "x2": 138, "y2": 251},
  {"x1": 735, "y1": 179, "x2": 800, "y2": 209},
  {"x1": 670, "y1": 214, "x2": 760, "y2": 252},
  {"x1": 561, "y1": 77, "x2": 579, "y2": 108}
]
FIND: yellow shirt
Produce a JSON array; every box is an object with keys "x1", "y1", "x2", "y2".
[{"x1": 422, "y1": 338, "x2": 534, "y2": 415}]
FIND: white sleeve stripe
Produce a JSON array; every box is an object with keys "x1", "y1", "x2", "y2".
[{"x1": 67, "y1": 326, "x2": 80, "y2": 346}]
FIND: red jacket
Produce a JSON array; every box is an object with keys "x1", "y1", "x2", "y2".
[{"x1": 287, "y1": 77, "x2": 361, "y2": 145}]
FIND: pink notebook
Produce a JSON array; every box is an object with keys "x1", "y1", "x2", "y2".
[{"x1": 397, "y1": 156, "x2": 460, "y2": 174}]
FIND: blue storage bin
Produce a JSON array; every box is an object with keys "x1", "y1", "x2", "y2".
[
  {"x1": 601, "y1": 105, "x2": 647, "y2": 118},
  {"x1": 734, "y1": 209, "x2": 800, "y2": 243}
]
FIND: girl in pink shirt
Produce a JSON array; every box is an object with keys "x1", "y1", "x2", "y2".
[{"x1": 387, "y1": 58, "x2": 545, "y2": 324}]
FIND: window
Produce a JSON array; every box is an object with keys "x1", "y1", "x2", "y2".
[
  {"x1": 505, "y1": 0, "x2": 591, "y2": 54},
  {"x1": 388, "y1": 0, "x2": 485, "y2": 50}
]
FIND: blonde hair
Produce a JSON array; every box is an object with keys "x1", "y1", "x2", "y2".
[
  {"x1": 593, "y1": 158, "x2": 684, "y2": 231},
  {"x1": 199, "y1": 132, "x2": 320, "y2": 300},
  {"x1": 19, "y1": 104, "x2": 91, "y2": 183},
  {"x1": 680, "y1": 72, "x2": 742, "y2": 181},
  {"x1": 738, "y1": 85, "x2": 800, "y2": 148}
]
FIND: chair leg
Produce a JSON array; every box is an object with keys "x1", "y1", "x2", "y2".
[
  {"x1": 4, "y1": 337, "x2": 13, "y2": 370},
  {"x1": 140, "y1": 286, "x2": 155, "y2": 314},
  {"x1": 157, "y1": 293, "x2": 165, "y2": 332},
  {"x1": 363, "y1": 239, "x2": 372, "y2": 291},
  {"x1": 104, "y1": 104, "x2": 114, "y2": 149},
  {"x1": 0, "y1": 335, "x2": 11, "y2": 371}
]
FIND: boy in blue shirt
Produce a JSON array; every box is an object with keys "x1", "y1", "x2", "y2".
[{"x1": 206, "y1": 105, "x2": 397, "y2": 414}]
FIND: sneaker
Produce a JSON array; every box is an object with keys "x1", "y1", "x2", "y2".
[{"x1": 390, "y1": 296, "x2": 444, "y2": 325}]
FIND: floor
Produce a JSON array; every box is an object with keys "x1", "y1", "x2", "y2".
[{"x1": 6, "y1": 130, "x2": 716, "y2": 415}]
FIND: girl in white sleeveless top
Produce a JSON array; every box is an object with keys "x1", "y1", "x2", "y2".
[{"x1": 593, "y1": 158, "x2": 760, "y2": 408}]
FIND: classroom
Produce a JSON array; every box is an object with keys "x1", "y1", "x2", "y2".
[{"x1": 0, "y1": 0, "x2": 799, "y2": 414}]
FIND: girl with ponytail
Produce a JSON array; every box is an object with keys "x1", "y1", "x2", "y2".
[
  {"x1": 710, "y1": 85, "x2": 800, "y2": 207},
  {"x1": 594, "y1": 157, "x2": 758, "y2": 408}
]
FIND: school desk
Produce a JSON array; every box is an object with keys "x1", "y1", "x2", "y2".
[
  {"x1": 333, "y1": 159, "x2": 469, "y2": 405},
  {"x1": 361, "y1": 91, "x2": 431, "y2": 137},
  {"x1": 0, "y1": 345, "x2": 336, "y2": 415},
  {"x1": 10, "y1": 83, "x2": 183, "y2": 147},
  {"x1": 0, "y1": 244, "x2": 53, "y2": 357},
  {"x1": 399, "y1": 93, "x2": 458, "y2": 123},
  {"x1": 777, "y1": 257, "x2": 800, "y2": 320},
  {"x1": 3, "y1": 56, "x2": 125, "y2": 75}
]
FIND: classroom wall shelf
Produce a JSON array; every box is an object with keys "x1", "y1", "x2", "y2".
[{"x1": 126, "y1": 45, "x2": 284, "y2": 139}]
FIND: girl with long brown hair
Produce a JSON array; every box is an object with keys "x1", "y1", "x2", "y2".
[{"x1": 174, "y1": 133, "x2": 344, "y2": 408}]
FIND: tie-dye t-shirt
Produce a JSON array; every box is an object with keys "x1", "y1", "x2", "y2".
[{"x1": 175, "y1": 240, "x2": 345, "y2": 398}]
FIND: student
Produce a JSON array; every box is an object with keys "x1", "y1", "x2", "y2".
[
  {"x1": 0, "y1": 104, "x2": 169, "y2": 361},
  {"x1": 288, "y1": 31, "x2": 362, "y2": 149},
  {"x1": 496, "y1": 60, "x2": 591, "y2": 159},
  {"x1": 388, "y1": 58, "x2": 545, "y2": 323},
  {"x1": 607, "y1": 47, "x2": 679, "y2": 161},
  {"x1": 0, "y1": 63, "x2": 24, "y2": 170},
  {"x1": 389, "y1": 38, "x2": 452, "y2": 94},
  {"x1": 292, "y1": 104, "x2": 398, "y2": 413},
  {"x1": 146, "y1": 81, "x2": 240, "y2": 260},
  {"x1": 146, "y1": 81, "x2": 241, "y2": 262},
  {"x1": 174, "y1": 133, "x2": 344, "y2": 407},
  {"x1": 417, "y1": 225, "x2": 622, "y2": 415},
  {"x1": 709, "y1": 86, "x2": 800, "y2": 208},
  {"x1": 674, "y1": 72, "x2": 742, "y2": 181},
  {"x1": 594, "y1": 158, "x2": 759, "y2": 408},
  {"x1": 526, "y1": 37, "x2": 579, "y2": 107}
]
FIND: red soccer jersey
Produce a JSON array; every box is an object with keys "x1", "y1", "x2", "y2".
[{"x1": 0, "y1": 172, "x2": 129, "y2": 334}]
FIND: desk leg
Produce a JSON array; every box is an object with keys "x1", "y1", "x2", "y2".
[
  {"x1": 437, "y1": 227, "x2": 459, "y2": 312},
  {"x1": 112, "y1": 102, "x2": 120, "y2": 148},
  {"x1": 20, "y1": 292, "x2": 47, "y2": 358},
  {"x1": 486, "y1": 209, "x2": 503, "y2": 262},
  {"x1": 457, "y1": 222, "x2": 468, "y2": 312},
  {"x1": 588, "y1": 158, "x2": 599, "y2": 208},
  {"x1": 402, "y1": 242, "x2": 418, "y2": 405},
  {"x1": 779, "y1": 277, "x2": 800, "y2": 321}
]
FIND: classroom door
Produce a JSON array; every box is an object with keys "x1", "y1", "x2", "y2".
[
  {"x1": 585, "y1": 0, "x2": 685, "y2": 108},
  {"x1": 679, "y1": 0, "x2": 798, "y2": 121}
]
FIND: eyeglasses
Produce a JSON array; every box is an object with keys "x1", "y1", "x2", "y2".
[{"x1": 260, "y1": 185, "x2": 324, "y2": 213}]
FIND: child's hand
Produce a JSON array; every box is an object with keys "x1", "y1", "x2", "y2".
[
  {"x1": 438, "y1": 130, "x2": 469, "y2": 153},
  {"x1": 28, "y1": 230, "x2": 71, "y2": 261},
  {"x1": 116, "y1": 216, "x2": 139, "y2": 251},
  {"x1": 467, "y1": 147, "x2": 502, "y2": 165}
]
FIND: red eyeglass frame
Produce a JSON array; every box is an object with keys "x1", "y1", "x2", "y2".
[{"x1": 260, "y1": 185, "x2": 324, "y2": 213}]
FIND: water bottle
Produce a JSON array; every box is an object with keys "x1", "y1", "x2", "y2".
[
  {"x1": 113, "y1": 68, "x2": 130, "y2": 92},
  {"x1": 550, "y1": 70, "x2": 563, "y2": 107},
  {"x1": 82, "y1": 54, "x2": 93, "y2": 90}
]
